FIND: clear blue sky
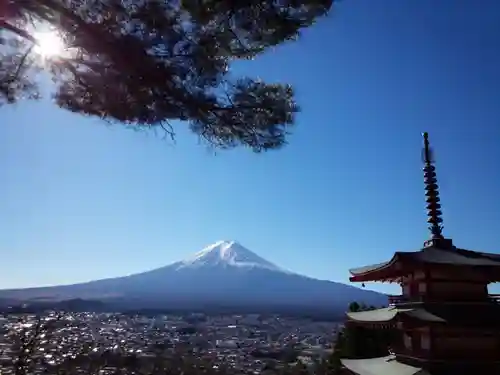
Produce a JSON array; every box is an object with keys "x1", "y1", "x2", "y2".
[{"x1": 1, "y1": 0, "x2": 500, "y2": 293}]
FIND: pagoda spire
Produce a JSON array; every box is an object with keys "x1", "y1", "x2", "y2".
[{"x1": 422, "y1": 132, "x2": 443, "y2": 239}]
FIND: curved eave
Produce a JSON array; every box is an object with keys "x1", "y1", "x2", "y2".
[
  {"x1": 404, "y1": 309, "x2": 445, "y2": 323},
  {"x1": 347, "y1": 307, "x2": 446, "y2": 324},
  {"x1": 346, "y1": 307, "x2": 398, "y2": 323},
  {"x1": 341, "y1": 356, "x2": 429, "y2": 375},
  {"x1": 349, "y1": 253, "x2": 404, "y2": 282},
  {"x1": 349, "y1": 246, "x2": 500, "y2": 283}
]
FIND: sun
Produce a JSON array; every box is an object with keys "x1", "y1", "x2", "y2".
[{"x1": 33, "y1": 30, "x2": 66, "y2": 59}]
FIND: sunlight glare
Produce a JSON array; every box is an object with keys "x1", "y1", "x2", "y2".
[{"x1": 33, "y1": 30, "x2": 65, "y2": 59}]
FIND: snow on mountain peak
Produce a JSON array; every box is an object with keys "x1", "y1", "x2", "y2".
[{"x1": 177, "y1": 240, "x2": 287, "y2": 272}]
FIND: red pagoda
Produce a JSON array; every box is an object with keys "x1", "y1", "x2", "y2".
[{"x1": 341, "y1": 133, "x2": 500, "y2": 375}]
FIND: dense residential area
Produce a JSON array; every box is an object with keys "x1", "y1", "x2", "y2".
[{"x1": 0, "y1": 312, "x2": 342, "y2": 374}]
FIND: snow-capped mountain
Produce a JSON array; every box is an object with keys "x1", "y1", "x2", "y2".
[
  {"x1": 0, "y1": 240, "x2": 387, "y2": 312},
  {"x1": 175, "y1": 240, "x2": 290, "y2": 272}
]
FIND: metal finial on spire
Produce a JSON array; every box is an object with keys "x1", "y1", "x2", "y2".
[{"x1": 422, "y1": 132, "x2": 443, "y2": 239}]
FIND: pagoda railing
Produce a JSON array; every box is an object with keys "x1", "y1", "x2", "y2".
[
  {"x1": 388, "y1": 295, "x2": 415, "y2": 305},
  {"x1": 394, "y1": 346, "x2": 500, "y2": 362},
  {"x1": 388, "y1": 294, "x2": 500, "y2": 305}
]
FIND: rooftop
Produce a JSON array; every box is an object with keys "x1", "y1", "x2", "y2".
[
  {"x1": 341, "y1": 355, "x2": 429, "y2": 375},
  {"x1": 349, "y1": 245, "x2": 500, "y2": 282},
  {"x1": 346, "y1": 307, "x2": 444, "y2": 324}
]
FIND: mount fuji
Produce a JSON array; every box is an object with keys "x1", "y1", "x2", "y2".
[{"x1": 0, "y1": 241, "x2": 387, "y2": 313}]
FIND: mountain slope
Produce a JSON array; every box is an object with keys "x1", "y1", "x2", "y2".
[{"x1": 0, "y1": 241, "x2": 387, "y2": 311}]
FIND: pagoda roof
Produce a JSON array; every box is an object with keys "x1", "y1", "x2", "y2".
[
  {"x1": 349, "y1": 246, "x2": 500, "y2": 282},
  {"x1": 347, "y1": 306, "x2": 445, "y2": 324},
  {"x1": 341, "y1": 355, "x2": 429, "y2": 375}
]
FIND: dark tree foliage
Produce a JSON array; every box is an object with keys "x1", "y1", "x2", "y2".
[
  {"x1": 347, "y1": 301, "x2": 360, "y2": 313},
  {"x1": 1, "y1": 0, "x2": 333, "y2": 151},
  {"x1": 0, "y1": 23, "x2": 40, "y2": 104},
  {"x1": 335, "y1": 302, "x2": 392, "y2": 360},
  {"x1": 337, "y1": 324, "x2": 392, "y2": 359}
]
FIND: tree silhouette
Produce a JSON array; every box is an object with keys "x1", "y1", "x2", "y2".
[
  {"x1": 1, "y1": 0, "x2": 334, "y2": 151},
  {"x1": 329, "y1": 301, "x2": 392, "y2": 364},
  {"x1": 348, "y1": 301, "x2": 360, "y2": 312}
]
